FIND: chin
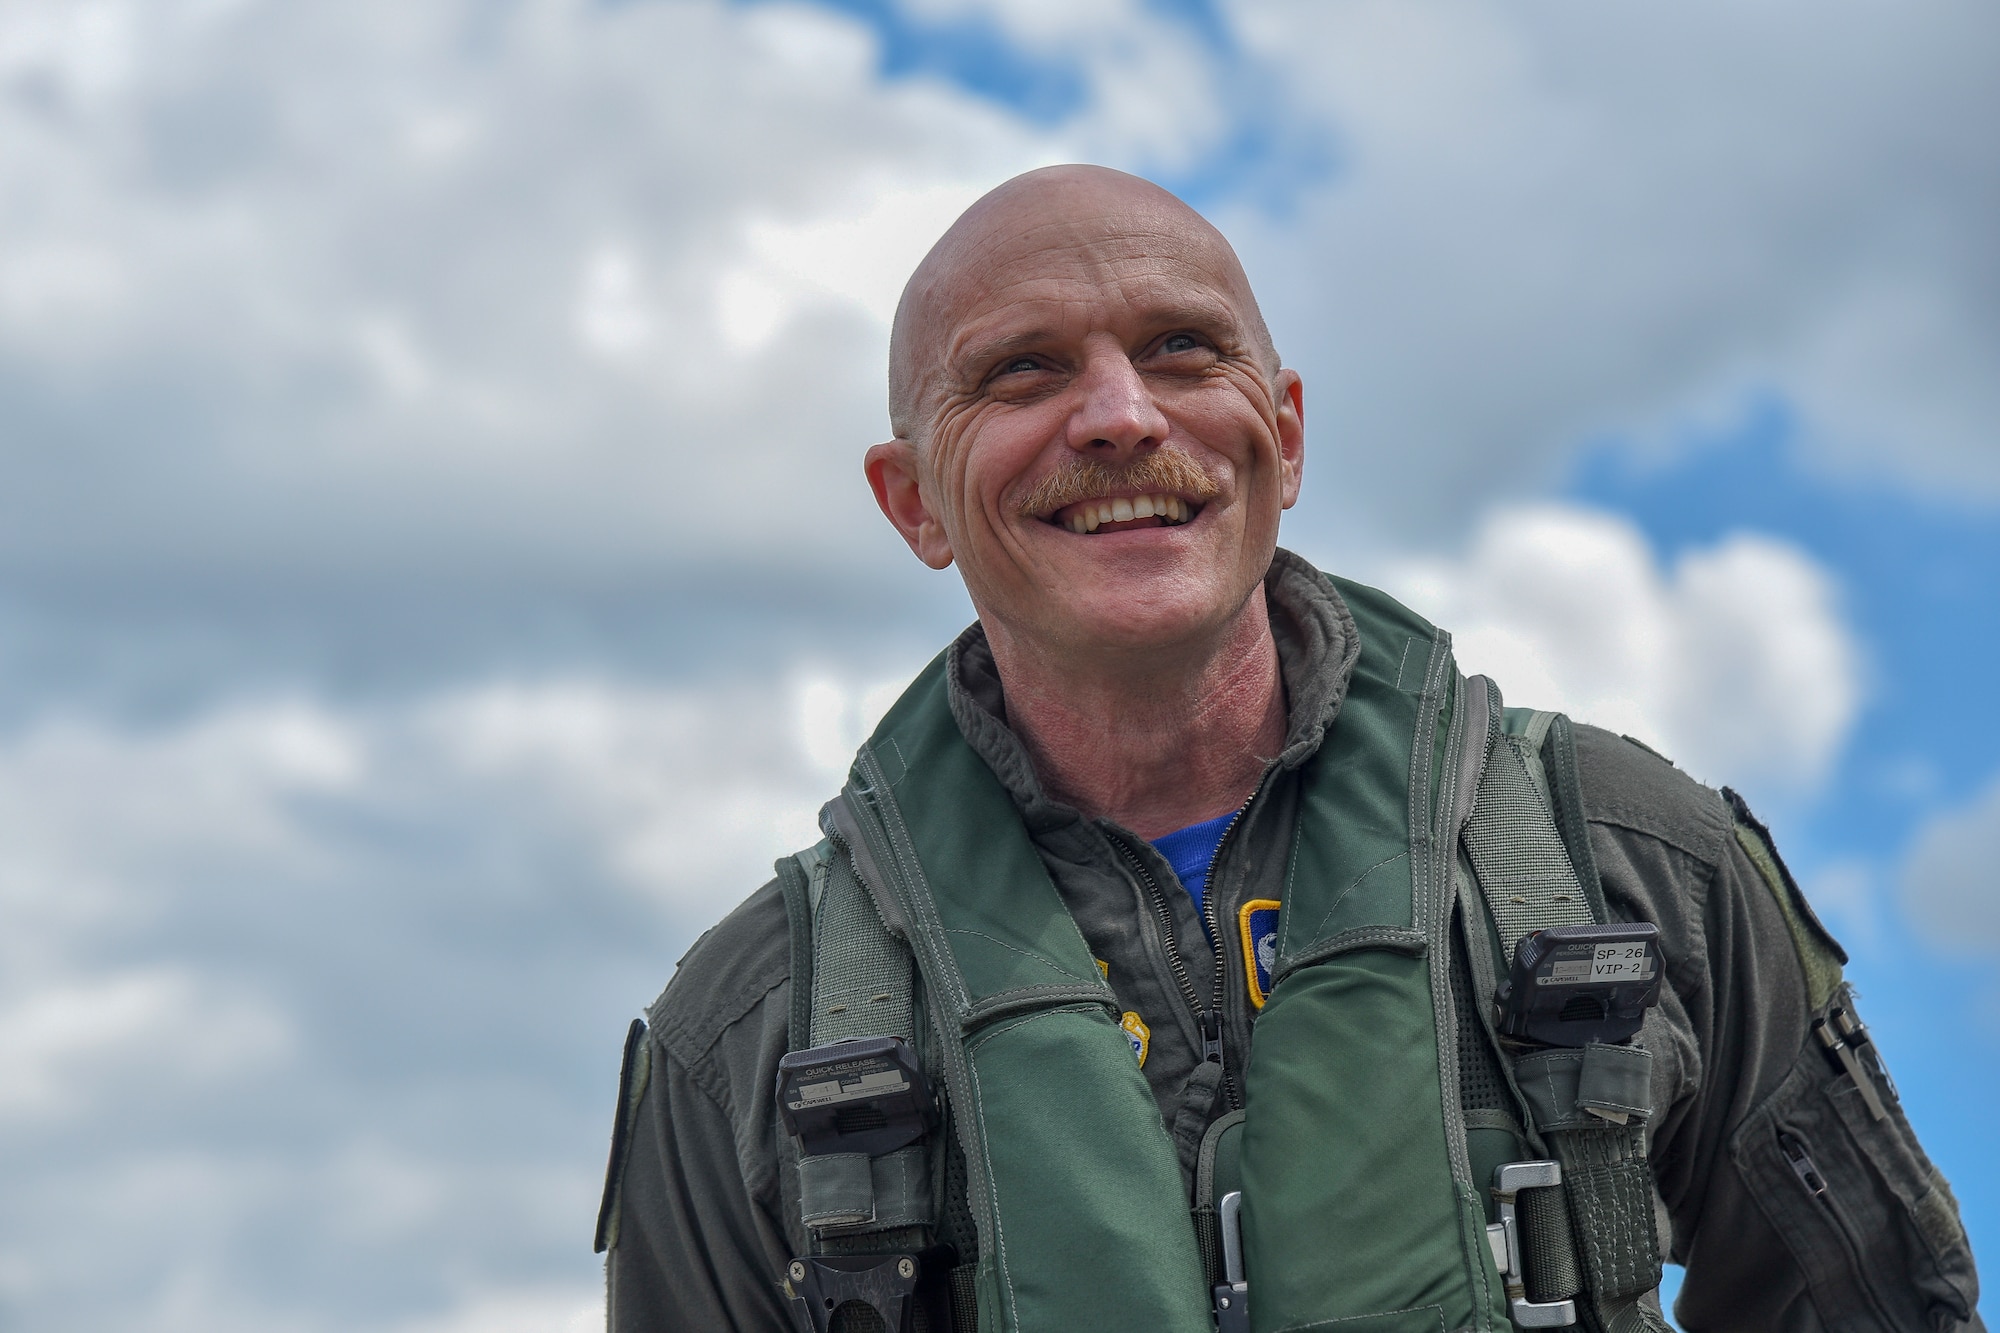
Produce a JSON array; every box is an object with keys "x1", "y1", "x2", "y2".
[{"x1": 1037, "y1": 583, "x2": 1238, "y2": 655}]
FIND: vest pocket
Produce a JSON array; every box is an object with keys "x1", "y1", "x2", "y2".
[{"x1": 1728, "y1": 990, "x2": 1977, "y2": 1332}]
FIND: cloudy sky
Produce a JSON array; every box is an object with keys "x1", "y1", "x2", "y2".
[{"x1": 0, "y1": 0, "x2": 1994, "y2": 1328}]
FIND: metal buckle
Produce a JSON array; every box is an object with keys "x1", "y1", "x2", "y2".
[
  {"x1": 783, "y1": 1253, "x2": 921, "y2": 1333},
  {"x1": 1490, "y1": 1161, "x2": 1577, "y2": 1329}
]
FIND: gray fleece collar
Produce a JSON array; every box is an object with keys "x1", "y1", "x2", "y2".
[{"x1": 943, "y1": 547, "x2": 1361, "y2": 828}]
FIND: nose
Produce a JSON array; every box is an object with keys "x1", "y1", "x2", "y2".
[{"x1": 1064, "y1": 338, "x2": 1170, "y2": 461}]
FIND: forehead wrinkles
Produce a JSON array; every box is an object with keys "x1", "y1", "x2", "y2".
[
  {"x1": 935, "y1": 241, "x2": 1251, "y2": 379},
  {"x1": 894, "y1": 185, "x2": 1268, "y2": 436}
]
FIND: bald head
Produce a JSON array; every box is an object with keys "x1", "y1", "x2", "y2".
[{"x1": 887, "y1": 165, "x2": 1278, "y2": 442}]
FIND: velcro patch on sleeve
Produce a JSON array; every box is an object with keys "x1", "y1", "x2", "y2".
[
  {"x1": 593, "y1": 1017, "x2": 652, "y2": 1255},
  {"x1": 1239, "y1": 899, "x2": 1281, "y2": 1008},
  {"x1": 1725, "y1": 787, "x2": 1847, "y2": 1011}
]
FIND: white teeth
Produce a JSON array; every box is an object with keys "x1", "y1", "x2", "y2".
[{"x1": 1058, "y1": 494, "x2": 1195, "y2": 532}]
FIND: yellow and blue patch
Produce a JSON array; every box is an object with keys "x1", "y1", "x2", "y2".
[
  {"x1": 1239, "y1": 899, "x2": 1281, "y2": 1008},
  {"x1": 1120, "y1": 1011, "x2": 1150, "y2": 1067}
]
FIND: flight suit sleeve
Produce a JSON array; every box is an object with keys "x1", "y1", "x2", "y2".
[
  {"x1": 598, "y1": 877, "x2": 803, "y2": 1333},
  {"x1": 1678, "y1": 805, "x2": 1979, "y2": 1332},
  {"x1": 603, "y1": 1030, "x2": 797, "y2": 1333},
  {"x1": 1586, "y1": 737, "x2": 1982, "y2": 1332}
]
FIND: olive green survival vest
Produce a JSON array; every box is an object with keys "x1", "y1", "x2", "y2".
[{"x1": 774, "y1": 577, "x2": 1667, "y2": 1333}]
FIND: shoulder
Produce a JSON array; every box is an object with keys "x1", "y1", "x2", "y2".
[
  {"x1": 646, "y1": 875, "x2": 794, "y2": 1102},
  {"x1": 1570, "y1": 722, "x2": 1732, "y2": 869}
]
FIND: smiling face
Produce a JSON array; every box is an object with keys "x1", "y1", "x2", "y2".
[{"x1": 867, "y1": 166, "x2": 1304, "y2": 664}]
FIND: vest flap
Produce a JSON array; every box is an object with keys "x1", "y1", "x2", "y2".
[
  {"x1": 965, "y1": 1005, "x2": 1212, "y2": 1331},
  {"x1": 842, "y1": 652, "x2": 1214, "y2": 1333},
  {"x1": 1274, "y1": 578, "x2": 1449, "y2": 979},
  {"x1": 1244, "y1": 578, "x2": 1505, "y2": 1332}
]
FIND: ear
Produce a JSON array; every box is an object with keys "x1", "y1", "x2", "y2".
[
  {"x1": 1274, "y1": 369, "x2": 1305, "y2": 510},
  {"x1": 865, "y1": 439, "x2": 955, "y2": 570}
]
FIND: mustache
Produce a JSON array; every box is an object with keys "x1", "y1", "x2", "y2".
[{"x1": 1015, "y1": 448, "x2": 1221, "y2": 519}]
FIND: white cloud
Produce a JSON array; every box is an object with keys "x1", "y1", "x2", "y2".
[
  {"x1": 0, "y1": 969, "x2": 290, "y2": 1117},
  {"x1": 0, "y1": 0, "x2": 1987, "y2": 708},
  {"x1": 420, "y1": 676, "x2": 893, "y2": 892},
  {"x1": 1223, "y1": 0, "x2": 2000, "y2": 544},
  {"x1": 1902, "y1": 775, "x2": 2000, "y2": 953},
  {"x1": 0, "y1": 669, "x2": 916, "y2": 1331},
  {"x1": 0, "y1": 0, "x2": 1063, "y2": 602},
  {"x1": 1377, "y1": 505, "x2": 1862, "y2": 792},
  {"x1": 0, "y1": 0, "x2": 1989, "y2": 1327},
  {"x1": 722, "y1": 178, "x2": 1002, "y2": 347},
  {"x1": 394, "y1": 1288, "x2": 601, "y2": 1333}
]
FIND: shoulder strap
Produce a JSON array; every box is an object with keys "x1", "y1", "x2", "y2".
[
  {"x1": 1458, "y1": 680, "x2": 1671, "y2": 1333},
  {"x1": 1466, "y1": 698, "x2": 1594, "y2": 962}
]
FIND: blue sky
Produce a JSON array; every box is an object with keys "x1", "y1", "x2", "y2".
[
  {"x1": 1571, "y1": 407, "x2": 2000, "y2": 1301},
  {"x1": 0, "y1": 1, "x2": 1993, "y2": 1330}
]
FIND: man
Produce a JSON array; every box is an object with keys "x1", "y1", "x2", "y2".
[{"x1": 596, "y1": 166, "x2": 1981, "y2": 1332}]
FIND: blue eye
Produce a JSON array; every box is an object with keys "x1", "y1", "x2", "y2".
[
  {"x1": 1003, "y1": 356, "x2": 1041, "y2": 374},
  {"x1": 1161, "y1": 333, "x2": 1200, "y2": 354}
]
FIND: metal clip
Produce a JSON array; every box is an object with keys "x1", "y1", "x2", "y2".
[
  {"x1": 1832, "y1": 1004, "x2": 1899, "y2": 1103},
  {"x1": 1211, "y1": 1190, "x2": 1250, "y2": 1333},
  {"x1": 1491, "y1": 1161, "x2": 1577, "y2": 1329},
  {"x1": 1814, "y1": 1014, "x2": 1890, "y2": 1122}
]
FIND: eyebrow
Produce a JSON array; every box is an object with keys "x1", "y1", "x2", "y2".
[{"x1": 947, "y1": 295, "x2": 1246, "y2": 384}]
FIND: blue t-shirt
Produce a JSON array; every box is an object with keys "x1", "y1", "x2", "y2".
[{"x1": 1150, "y1": 810, "x2": 1237, "y2": 933}]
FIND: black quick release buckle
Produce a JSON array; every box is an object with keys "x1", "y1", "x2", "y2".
[
  {"x1": 1495, "y1": 923, "x2": 1662, "y2": 1047},
  {"x1": 777, "y1": 1036, "x2": 934, "y2": 1158},
  {"x1": 783, "y1": 1253, "x2": 923, "y2": 1333}
]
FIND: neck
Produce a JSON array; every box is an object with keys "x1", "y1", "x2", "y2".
[{"x1": 983, "y1": 593, "x2": 1287, "y2": 841}]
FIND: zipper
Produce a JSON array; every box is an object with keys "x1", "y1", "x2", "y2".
[
  {"x1": 1778, "y1": 1131, "x2": 1829, "y2": 1200},
  {"x1": 1111, "y1": 783, "x2": 1264, "y2": 1111},
  {"x1": 1114, "y1": 835, "x2": 1208, "y2": 1038},
  {"x1": 1201, "y1": 795, "x2": 1258, "y2": 1108}
]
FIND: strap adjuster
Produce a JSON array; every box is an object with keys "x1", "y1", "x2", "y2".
[{"x1": 1490, "y1": 1161, "x2": 1577, "y2": 1329}]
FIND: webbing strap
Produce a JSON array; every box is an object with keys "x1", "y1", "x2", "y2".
[
  {"x1": 1559, "y1": 1127, "x2": 1664, "y2": 1306},
  {"x1": 795, "y1": 844, "x2": 933, "y2": 1267},
  {"x1": 1458, "y1": 682, "x2": 1667, "y2": 1333}
]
